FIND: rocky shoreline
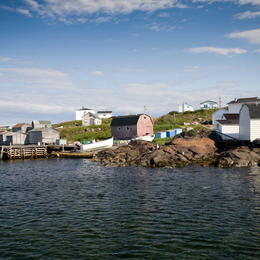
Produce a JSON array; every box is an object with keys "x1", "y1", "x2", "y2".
[{"x1": 93, "y1": 131, "x2": 260, "y2": 168}]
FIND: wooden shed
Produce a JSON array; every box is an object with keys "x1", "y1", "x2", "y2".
[
  {"x1": 28, "y1": 128, "x2": 60, "y2": 144},
  {"x1": 239, "y1": 104, "x2": 260, "y2": 142},
  {"x1": 111, "y1": 114, "x2": 154, "y2": 140}
]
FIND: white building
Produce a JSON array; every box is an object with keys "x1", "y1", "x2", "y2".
[
  {"x1": 200, "y1": 100, "x2": 218, "y2": 110},
  {"x1": 228, "y1": 97, "x2": 260, "y2": 114},
  {"x1": 82, "y1": 112, "x2": 102, "y2": 126},
  {"x1": 215, "y1": 114, "x2": 240, "y2": 140},
  {"x1": 239, "y1": 104, "x2": 260, "y2": 142},
  {"x1": 97, "y1": 111, "x2": 113, "y2": 119},
  {"x1": 178, "y1": 103, "x2": 194, "y2": 113},
  {"x1": 76, "y1": 107, "x2": 96, "y2": 120}
]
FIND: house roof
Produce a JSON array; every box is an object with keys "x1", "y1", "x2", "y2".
[
  {"x1": 228, "y1": 97, "x2": 259, "y2": 104},
  {"x1": 77, "y1": 107, "x2": 93, "y2": 111},
  {"x1": 13, "y1": 123, "x2": 29, "y2": 128},
  {"x1": 97, "y1": 111, "x2": 112, "y2": 113},
  {"x1": 244, "y1": 104, "x2": 260, "y2": 119},
  {"x1": 223, "y1": 113, "x2": 239, "y2": 120},
  {"x1": 29, "y1": 128, "x2": 58, "y2": 133},
  {"x1": 200, "y1": 100, "x2": 218, "y2": 105},
  {"x1": 32, "y1": 120, "x2": 51, "y2": 125},
  {"x1": 111, "y1": 114, "x2": 147, "y2": 126},
  {"x1": 216, "y1": 120, "x2": 239, "y2": 125}
]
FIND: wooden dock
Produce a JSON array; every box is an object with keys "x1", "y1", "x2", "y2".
[{"x1": 0, "y1": 145, "x2": 48, "y2": 160}]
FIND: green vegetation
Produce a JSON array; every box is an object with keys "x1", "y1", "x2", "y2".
[
  {"x1": 54, "y1": 109, "x2": 215, "y2": 143},
  {"x1": 154, "y1": 109, "x2": 215, "y2": 132},
  {"x1": 54, "y1": 119, "x2": 112, "y2": 143},
  {"x1": 153, "y1": 137, "x2": 172, "y2": 145}
]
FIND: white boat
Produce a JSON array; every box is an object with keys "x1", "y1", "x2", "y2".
[
  {"x1": 80, "y1": 137, "x2": 114, "y2": 152},
  {"x1": 132, "y1": 134, "x2": 155, "y2": 142}
]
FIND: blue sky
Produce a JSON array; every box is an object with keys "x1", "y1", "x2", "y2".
[{"x1": 0, "y1": 0, "x2": 259, "y2": 125}]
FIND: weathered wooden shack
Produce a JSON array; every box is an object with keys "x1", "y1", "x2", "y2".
[
  {"x1": 111, "y1": 114, "x2": 154, "y2": 140},
  {"x1": 12, "y1": 123, "x2": 31, "y2": 133},
  {"x1": 5, "y1": 132, "x2": 28, "y2": 145},
  {"x1": 28, "y1": 128, "x2": 60, "y2": 144},
  {"x1": 32, "y1": 120, "x2": 52, "y2": 129}
]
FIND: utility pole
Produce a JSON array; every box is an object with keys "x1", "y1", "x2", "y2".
[
  {"x1": 219, "y1": 97, "x2": 222, "y2": 108},
  {"x1": 144, "y1": 105, "x2": 147, "y2": 114}
]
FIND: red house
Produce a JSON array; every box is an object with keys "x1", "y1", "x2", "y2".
[{"x1": 111, "y1": 114, "x2": 154, "y2": 140}]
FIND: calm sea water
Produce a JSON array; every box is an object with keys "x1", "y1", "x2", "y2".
[{"x1": 0, "y1": 159, "x2": 259, "y2": 259}]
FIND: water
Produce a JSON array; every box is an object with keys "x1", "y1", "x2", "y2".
[{"x1": 0, "y1": 159, "x2": 259, "y2": 259}]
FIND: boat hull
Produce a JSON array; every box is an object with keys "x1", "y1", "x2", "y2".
[{"x1": 80, "y1": 137, "x2": 114, "y2": 152}]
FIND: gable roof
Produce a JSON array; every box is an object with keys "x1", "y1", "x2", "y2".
[
  {"x1": 200, "y1": 100, "x2": 218, "y2": 105},
  {"x1": 223, "y1": 113, "x2": 239, "y2": 120},
  {"x1": 77, "y1": 107, "x2": 93, "y2": 111},
  {"x1": 216, "y1": 119, "x2": 239, "y2": 125},
  {"x1": 13, "y1": 123, "x2": 29, "y2": 128},
  {"x1": 228, "y1": 97, "x2": 259, "y2": 104},
  {"x1": 97, "y1": 111, "x2": 112, "y2": 113},
  {"x1": 111, "y1": 114, "x2": 144, "y2": 126},
  {"x1": 244, "y1": 104, "x2": 260, "y2": 119}
]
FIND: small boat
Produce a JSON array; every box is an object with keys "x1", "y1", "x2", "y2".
[
  {"x1": 80, "y1": 137, "x2": 114, "y2": 152},
  {"x1": 132, "y1": 134, "x2": 155, "y2": 142}
]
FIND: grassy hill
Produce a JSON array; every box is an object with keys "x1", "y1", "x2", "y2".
[{"x1": 54, "y1": 109, "x2": 215, "y2": 143}]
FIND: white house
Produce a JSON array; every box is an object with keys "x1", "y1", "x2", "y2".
[
  {"x1": 76, "y1": 107, "x2": 96, "y2": 120},
  {"x1": 228, "y1": 97, "x2": 260, "y2": 114},
  {"x1": 178, "y1": 103, "x2": 194, "y2": 113},
  {"x1": 97, "y1": 111, "x2": 113, "y2": 119},
  {"x1": 215, "y1": 114, "x2": 240, "y2": 140},
  {"x1": 212, "y1": 108, "x2": 228, "y2": 126},
  {"x1": 200, "y1": 100, "x2": 218, "y2": 110},
  {"x1": 239, "y1": 104, "x2": 260, "y2": 142},
  {"x1": 82, "y1": 112, "x2": 102, "y2": 126}
]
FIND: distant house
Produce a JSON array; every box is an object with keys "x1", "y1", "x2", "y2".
[
  {"x1": 32, "y1": 120, "x2": 52, "y2": 129},
  {"x1": 12, "y1": 123, "x2": 31, "y2": 133},
  {"x1": 111, "y1": 114, "x2": 154, "y2": 140},
  {"x1": 97, "y1": 111, "x2": 113, "y2": 119},
  {"x1": 28, "y1": 128, "x2": 60, "y2": 144},
  {"x1": 228, "y1": 97, "x2": 260, "y2": 114},
  {"x1": 215, "y1": 114, "x2": 240, "y2": 140},
  {"x1": 200, "y1": 100, "x2": 218, "y2": 110},
  {"x1": 178, "y1": 103, "x2": 194, "y2": 113},
  {"x1": 82, "y1": 112, "x2": 102, "y2": 127},
  {"x1": 239, "y1": 104, "x2": 260, "y2": 142},
  {"x1": 76, "y1": 107, "x2": 96, "y2": 120}
]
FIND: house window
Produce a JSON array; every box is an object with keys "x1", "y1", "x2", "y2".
[
  {"x1": 127, "y1": 127, "x2": 130, "y2": 130},
  {"x1": 118, "y1": 127, "x2": 121, "y2": 130},
  {"x1": 144, "y1": 116, "x2": 146, "y2": 119}
]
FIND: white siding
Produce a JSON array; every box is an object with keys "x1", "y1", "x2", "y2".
[
  {"x1": 221, "y1": 125, "x2": 240, "y2": 140},
  {"x1": 250, "y1": 119, "x2": 260, "y2": 142},
  {"x1": 76, "y1": 109, "x2": 96, "y2": 120},
  {"x1": 239, "y1": 105, "x2": 250, "y2": 141},
  {"x1": 228, "y1": 104, "x2": 242, "y2": 114}
]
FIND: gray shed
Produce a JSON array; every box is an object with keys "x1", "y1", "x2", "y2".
[
  {"x1": 5, "y1": 132, "x2": 28, "y2": 145},
  {"x1": 28, "y1": 128, "x2": 60, "y2": 144},
  {"x1": 32, "y1": 120, "x2": 52, "y2": 129}
]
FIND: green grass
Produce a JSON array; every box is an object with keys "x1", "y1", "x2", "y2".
[{"x1": 153, "y1": 137, "x2": 172, "y2": 145}]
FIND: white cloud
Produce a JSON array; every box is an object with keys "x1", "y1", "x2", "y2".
[
  {"x1": 21, "y1": 0, "x2": 183, "y2": 23},
  {"x1": 192, "y1": 0, "x2": 260, "y2": 5},
  {"x1": 90, "y1": 71, "x2": 104, "y2": 76},
  {"x1": 0, "y1": 67, "x2": 73, "y2": 89},
  {"x1": 143, "y1": 22, "x2": 176, "y2": 32},
  {"x1": 188, "y1": 46, "x2": 247, "y2": 55},
  {"x1": 227, "y1": 28, "x2": 260, "y2": 44},
  {"x1": 0, "y1": 56, "x2": 17, "y2": 63},
  {"x1": 235, "y1": 10, "x2": 260, "y2": 19},
  {"x1": 0, "y1": 5, "x2": 32, "y2": 17}
]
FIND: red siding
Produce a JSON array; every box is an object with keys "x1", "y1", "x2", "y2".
[{"x1": 137, "y1": 114, "x2": 154, "y2": 136}]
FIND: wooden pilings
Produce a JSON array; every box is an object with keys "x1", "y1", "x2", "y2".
[{"x1": 0, "y1": 145, "x2": 48, "y2": 160}]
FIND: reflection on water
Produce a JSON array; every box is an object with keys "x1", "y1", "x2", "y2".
[{"x1": 0, "y1": 159, "x2": 259, "y2": 259}]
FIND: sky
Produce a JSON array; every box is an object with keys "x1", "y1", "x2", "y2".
[{"x1": 0, "y1": 0, "x2": 259, "y2": 125}]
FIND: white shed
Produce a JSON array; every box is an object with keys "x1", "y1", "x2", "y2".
[
  {"x1": 239, "y1": 104, "x2": 260, "y2": 142},
  {"x1": 97, "y1": 111, "x2": 112, "y2": 119},
  {"x1": 215, "y1": 119, "x2": 240, "y2": 140},
  {"x1": 82, "y1": 112, "x2": 102, "y2": 126},
  {"x1": 178, "y1": 103, "x2": 194, "y2": 113}
]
